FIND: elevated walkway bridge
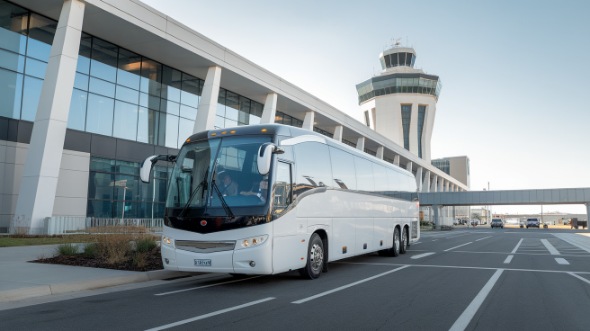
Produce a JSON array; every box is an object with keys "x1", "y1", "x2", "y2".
[{"x1": 418, "y1": 188, "x2": 590, "y2": 226}]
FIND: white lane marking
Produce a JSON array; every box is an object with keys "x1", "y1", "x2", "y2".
[
  {"x1": 449, "y1": 269, "x2": 504, "y2": 331},
  {"x1": 555, "y1": 258, "x2": 570, "y2": 265},
  {"x1": 553, "y1": 233, "x2": 590, "y2": 253},
  {"x1": 503, "y1": 255, "x2": 514, "y2": 264},
  {"x1": 292, "y1": 265, "x2": 409, "y2": 304},
  {"x1": 145, "y1": 297, "x2": 275, "y2": 331},
  {"x1": 511, "y1": 238, "x2": 523, "y2": 254},
  {"x1": 432, "y1": 239, "x2": 438, "y2": 242},
  {"x1": 569, "y1": 272, "x2": 590, "y2": 285},
  {"x1": 337, "y1": 261, "x2": 590, "y2": 275},
  {"x1": 155, "y1": 276, "x2": 261, "y2": 296},
  {"x1": 541, "y1": 239, "x2": 560, "y2": 255},
  {"x1": 444, "y1": 242, "x2": 473, "y2": 252},
  {"x1": 475, "y1": 236, "x2": 492, "y2": 242},
  {"x1": 411, "y1": 252, "x2": 435, "y2": 259}
]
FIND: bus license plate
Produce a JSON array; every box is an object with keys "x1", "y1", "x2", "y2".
[{"x1": 194, "y1": 259, "x2": 212, "y2": 267}]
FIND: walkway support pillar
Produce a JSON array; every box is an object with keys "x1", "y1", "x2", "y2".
[
  {"x1": 12, "y1": 0, "x2": 85, "y2": 234},
  {"x1": 260, "y1": 92, "x2": 277, "y2": 124},
  {"x1": 194, "y1": 66, "x2": 222, "y2": 133}
]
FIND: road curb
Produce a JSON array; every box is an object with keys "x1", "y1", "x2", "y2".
[{"x1": 0, "y1": 270, "x2": 192, "y2": 303}]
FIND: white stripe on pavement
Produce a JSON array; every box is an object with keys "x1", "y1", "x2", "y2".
[
  {"x1": 155, "y1": 276, "x2": 262, "y2": 296},
  {"x1": 292, "y1": 265, "x2": 409, "y2": 304},
  {"x1": 411, "y1": 252, "x2": 435, "y2": 259},
  {"x1": 511, "y1": 238, "x2": 523, "y2": 254},
  {"x1": 555, "y1": 258, "x2": 569, "y2": 265},
  {"x1": 444, "y1": 242, "x2": 473, "y2": 252},
  {"x1": 145, "y1": 297, "x2": 275, "y2": 331},
  {"x1": 503, "y1": 255, "x2": 514, "y2": 264},
  {"x1": 449, "y1": 269, "x2": 504, "y2": 331},
  {"x1": 569, "y1": 272, "x2": 590, "y2": 285},
  {"x1": 475, "y1": 236, "x2": 492, "y2": 242},
  {"x1": 541, "y1": 239, "x2": 560, "y2": 255}
]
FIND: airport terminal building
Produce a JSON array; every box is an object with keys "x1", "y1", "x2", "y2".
[{"x1": 0, "y1": 0, "x2": 468, "y2": 233}]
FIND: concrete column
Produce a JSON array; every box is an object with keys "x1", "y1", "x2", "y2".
[
  {"x1": 260, "y1": 92, "x2": 277, "y2": 124},
  {"x1": 431, "y1": 175, "x2": 438, "y2": 192},
  {"x1": 376, "y1": 146, "x2": 384, "y2": 160},
  {"x1": 438, "y1": 178, "x2": 444, "y2": 192},
  {"x1": 422, "y1": 170, "x2": 431, "y2": 193},
  {"x1": 444, "y1": 181, "x2": 450, "y2": 192},
  {"x1": 194, "y1": 66, "x2": 222, "y2": 133},
  {"x1": 302, "y1": 111, "x2": 314, "y2": 131},
  {"x1": 432, "y1": 205, "x2": 441, "y2": 229},
  {"x1": 586, "y1": 203, "x2": 590, "y2": 230},
  {"x1": 356, "y1": 137, "x2": 365, "y2": 151},
  {"x1": 406, "y1": 161, "x2": 413, "y2": 173},
  {"x1": 12, "y1": 0, "x2": 85, "y2": 234},
  {"x1": 415, "y1": 167, "x2": 423, "y2": 192},
  {"x1": 394, "y1": 155, "x2": 400, "y2": 167},
  {"x1": 333, "y1": 125, "x2": 343, "y2": 142}
]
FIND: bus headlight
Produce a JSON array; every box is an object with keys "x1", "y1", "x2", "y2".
[
  {"x1": 162, "y1": 236, "x2": 174, "y2": 247},
  {"x1": 236, "y1": 235, "x2": 268, "y2": 250}
]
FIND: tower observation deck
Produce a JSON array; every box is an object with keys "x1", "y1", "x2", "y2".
[{"x1": 356, "y1": 44, "x2": 441, "y2": 162}]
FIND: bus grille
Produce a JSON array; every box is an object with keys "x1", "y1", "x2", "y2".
[{"x1": 175, "y1": 240, "x2": 236, "y2": 253}]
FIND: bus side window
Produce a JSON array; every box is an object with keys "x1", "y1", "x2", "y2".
[{"x1": 273, "y1": 161, "x2": 292, "y2": 216}]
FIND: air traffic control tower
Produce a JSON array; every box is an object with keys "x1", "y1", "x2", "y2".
[{"x1": 356, "y1": 44, "x2": 441, "y2": 163}]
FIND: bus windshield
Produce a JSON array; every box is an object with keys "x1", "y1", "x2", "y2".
[{"x1": 166, "y1": 135, "x2": 272, "y2": 211}]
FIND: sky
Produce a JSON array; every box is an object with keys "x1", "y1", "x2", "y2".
[{"x1": 140, "y1": 0, "x2": 590, "y2": 214}]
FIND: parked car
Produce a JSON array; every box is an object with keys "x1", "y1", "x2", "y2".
[
  {"x1": 491, "y1": 218, "x2": 504, "y2": 229},
  {"x1": 526, "y1": 218, "x2": 540, "y2": 229}
]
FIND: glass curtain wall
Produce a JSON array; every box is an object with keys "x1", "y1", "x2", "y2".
[
  {"x1": 401, "y1": 104, "x2": 412, "y2": 151},
  {"x1": 87, "y1": 157, "x2": 169, "y2": 218}
]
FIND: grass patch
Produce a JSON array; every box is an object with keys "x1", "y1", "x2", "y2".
[
  {"x1": 56, "y1": 243, "x2": 79, "y2": 256},
  {"x1": 0, "y1": 235, "x2": 98, "y2": 247}
]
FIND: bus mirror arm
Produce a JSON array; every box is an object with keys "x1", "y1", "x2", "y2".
[
  {"x1": 140, "y1": 154, "x2": 176, "y2": 183},
  {"x1": 257, "y1": 143, "x2": 283, "y2": 175}
]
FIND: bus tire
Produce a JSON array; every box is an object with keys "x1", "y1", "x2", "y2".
[
  {"x1": 400, "y1": 227, "x2": 408, "y2": 254},
  {"x1": 381, "y1": 227, "x2": 401, "y2": 257},
  {"x1": 299, "y1": 233, "x2": 324, "y2": 279}
]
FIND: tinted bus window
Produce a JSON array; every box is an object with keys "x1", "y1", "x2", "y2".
[
  {"x1": 294, "y1": 142, "x2": 332, "y2": 194},
  {"x1": 354, "y1": 157, "x2": 375, "y2": 192},
  {"x1": 373, "y1": 164, "x2": 390, "y2": 192},
  {"x1": 328, "y1": 146, "x2": 356, "y2": 190}
]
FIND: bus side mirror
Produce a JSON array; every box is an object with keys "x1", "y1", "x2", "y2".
[
  {"x1": 140, "y1": 154, "x2": 176, "y2": 183},
  {"x1": 140, "y1": 155, "x2": 158, "y2": 183},
  {"x1": 257, "y1": 143, "x2": 283, "y2": 175}
]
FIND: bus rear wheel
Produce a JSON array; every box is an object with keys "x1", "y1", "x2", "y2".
[
  {"x1": 400, "y1": 227, "x2": 408, "y2": 254},
  {"x1": 299, "y1": 233, "x2": 324, "y2": 279},
  {"x1": 380, "y1": 227, "x2": 401, "y2": 257}
]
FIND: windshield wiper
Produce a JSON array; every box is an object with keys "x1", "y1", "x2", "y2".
[
  {"x1": 178, "y1": 169, "x2": 208, "y2": 218},
  {"x1": 210, "y1": 177, "x2": 235, "y2": 219}
]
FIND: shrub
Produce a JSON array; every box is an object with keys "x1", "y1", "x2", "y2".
[
  {"x1": 56, "y1": 243, "x2": 79, "y2": 256},
  {"x1": 83, "y1": 243, "x2": 99, "y2": 258},
  {"x1": 135, "y1": 237, "x2": 157, "y2": 253},
  {"x1": 95, "y1": 233, "x2": 133, "y2": 265}
]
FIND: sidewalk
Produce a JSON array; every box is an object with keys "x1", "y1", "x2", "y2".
[{"x1": 0, "y1": 245, "x2": 187, "y2": 303}]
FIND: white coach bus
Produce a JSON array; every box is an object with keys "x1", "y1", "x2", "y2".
[{"x1": 140, "y1": 124, "x2": 419, "y2": 279}]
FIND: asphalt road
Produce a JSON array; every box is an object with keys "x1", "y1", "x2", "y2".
[{"x1": 3, "y1": 227, "x2": 590, "y2": 330}]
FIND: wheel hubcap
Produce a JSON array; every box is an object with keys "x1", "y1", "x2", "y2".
[{"x1": 310, "y1": 243, "x2": 324, "y2": 272}]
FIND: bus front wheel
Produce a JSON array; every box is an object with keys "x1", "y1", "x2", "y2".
[{"x1": 300, "y1": 233, "x2": 324, "y2": 279}]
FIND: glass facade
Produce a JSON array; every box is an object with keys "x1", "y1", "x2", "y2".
[
  {"x1": 356, "y1": 73, "x2": 442, "y2": 104},
  {"x1": 432, "y1": 159, "x2": 450, "y2": 175},
  {"x1": 87, "y1": 157, "x2": 169, "y2": 218},
  {"x1": 215, "y1": 88, "x2": 263, "y2": 129},
  {"x1": 275, "y1": 111, "x2": 303, "y2": 128},
  {"x1": 0, "y1": 0, "x2": 265, "y2": 219},
  {"x1": 313, "y1": 126, "x2": 333, "y2": 138},
  {"x1": 380, "y1": 51, "x2": 416, "y2": 69},
  {"x1": 401, "y1": 104, "x2": 411, "y2": 151},
  {"x1": 417, "y1": 105, "x2": 426, "y2": 159}
]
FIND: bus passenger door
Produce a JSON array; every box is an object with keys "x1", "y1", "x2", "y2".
[{"x1": 272, "y1": 161, "x2": 307, "y2": 273}]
